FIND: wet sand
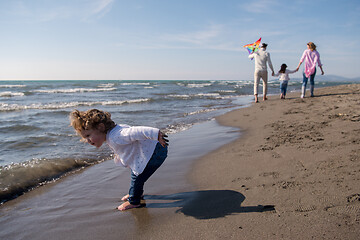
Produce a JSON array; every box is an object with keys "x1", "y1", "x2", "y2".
[
  {"x1": 0, "y1": 120, "x2": 241, "y2": 240},
  {"x1": 1, "y1": 84, "x2": 359, "y2": 240}
]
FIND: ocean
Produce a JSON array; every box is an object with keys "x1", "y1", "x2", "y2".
[{"x1": 0, "y1": 79, "x2": 356, "y2": 203}]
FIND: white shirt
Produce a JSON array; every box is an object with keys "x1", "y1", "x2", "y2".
[
  {"x1": 274, "y1": 69, "x2": 297, "y2": 81},
  {"x1": 106, "y1": 124, "x2": 159, "y2": 176},
  {"x1": 248, "y1": 48, "x2": 274, "y2": 72}
]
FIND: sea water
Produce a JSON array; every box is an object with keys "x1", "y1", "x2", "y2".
[{"x1": 0, "y1": 79, "x2": 356, "y2": 203}]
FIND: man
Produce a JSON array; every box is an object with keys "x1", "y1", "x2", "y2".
[{"x1": 248, "y1": 43, "x2": 275, "y2": 102}]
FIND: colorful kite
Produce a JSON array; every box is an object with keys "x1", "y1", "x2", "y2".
[{"x1": 243, "y1": 37, "x2": 262, "y2": 54}]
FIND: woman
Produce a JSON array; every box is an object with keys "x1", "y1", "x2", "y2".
[{"x1": 296, "y1": 42, "x2": 324, "y2": 98}]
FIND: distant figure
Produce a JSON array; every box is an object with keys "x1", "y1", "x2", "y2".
[
  {"x1": 70, "y1": 109, "x2": 168, "y2": 211},
  {"x1": 296, "y1": 42, "x2": 324, "y2": 98},
  {"x1": 249, "y1": 43, "x2": 275, "y2": 103},
  {"x1": 273, "y1": 63, "x2": 297, "y2": 99}
]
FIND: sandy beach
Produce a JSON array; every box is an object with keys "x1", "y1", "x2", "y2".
[
  {"x1": 187, "y1": 83, "x2": 360, "y2": 239},
  {"x1": 1, "y1": 84, "x2": 359, "y2": 240}
]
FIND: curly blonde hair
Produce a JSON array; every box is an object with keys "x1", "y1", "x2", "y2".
[{"x1": 70, "y1": 109, "x2": 116, "y2": 134}]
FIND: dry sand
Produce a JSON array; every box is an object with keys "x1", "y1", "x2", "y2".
[
  {"x1": 185, "y1": 84, "x2": 360, "y2": 239},
  {"x1": 1, "y1": 84, "x2": 359, "y2": 240}
]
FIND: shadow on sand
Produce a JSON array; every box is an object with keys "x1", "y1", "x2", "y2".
[{"x1": 144, "y1": 190, "x2": 275, "y2": 219}]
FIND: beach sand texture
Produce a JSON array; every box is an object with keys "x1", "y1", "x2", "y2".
[
  {"x1": 1, "y1": 84, "x2": 359, "y2": 240},
  {"x1": 186, "y1": 84, "x2": 360, "y2": 239}
]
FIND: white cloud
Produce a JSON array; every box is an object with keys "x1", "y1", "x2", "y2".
[
  {"x1": 4, "y1": 0, "x2": 114, "y2": 22},
  {"x1": 87, "y1": 0, "x2": 114, "y2": 17},
  {"x1": 79, "y1": 0, "x2": 114, "y2": 21},
  {"x1": 161, "y1": 24, "x2": 223, "y2": 45}
]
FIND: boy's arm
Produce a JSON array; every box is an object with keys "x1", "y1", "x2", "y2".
[
  {"x1": 267, "y1": 53, "x2": 275, "y2": 74},
  {"x1": 248, "y1": 49, "x2": 256, "y2": 59}
]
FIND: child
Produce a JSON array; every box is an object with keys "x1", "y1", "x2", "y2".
[
  {"x1": 70, "y1": 109, "x2": 168, "y2": 211},
  {"x1": 273, "y1": 64, "x2": 297, "y2": 99}
]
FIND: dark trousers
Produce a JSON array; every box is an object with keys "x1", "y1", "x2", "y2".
[{"x1": 128, "y1": 143, "x2": 168, "y2": 205}]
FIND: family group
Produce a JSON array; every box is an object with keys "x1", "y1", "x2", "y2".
[{"x1": 249, "y1": 42, "x2": 324, "y2": 102}]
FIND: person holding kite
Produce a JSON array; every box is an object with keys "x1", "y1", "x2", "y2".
[
  {"x1": 248, "y1": 42, "x2": 275, "y2": 103},
  {"x1": 296, "y1": 42, "x2": 324, "y2": 98}
]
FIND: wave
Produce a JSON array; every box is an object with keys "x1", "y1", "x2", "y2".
[
  {"x1": 0, "y1": 85, "x2": 26, "y2": 88},
  {"x1": 219, "y1": 90, "x2": 237, "y2": 93},
  {"x1": 0, "y1": 156, "x2": 110, "y2": 204},
  {"x1": 166, "y1": 93, "x2": 223, "y2": 99},
  {"x1": 0, "y1": 91, "x2": 25, "y2": 97},
  {"x1": 176, "y1": 82, "x2": 213, "y2": 88},
  {"x1": 165, "y1": 123, "x2": 194, "y2": 134},
  {"x1": 0, "y1": 124, "x2": 42, "y2": 134},
  {"x1": 167, "y1": 94, "x2": 191, "y2": 99},
  {"x1": 0, "y1": 98, "x2": 150, "y2": 112},
  {"x1": 97, "y1": 83, "x2": 115, "y2": 88},
  {"x1": 187, "y1": 83, "x2": 212, "y2": 88},
  {"x1": 119, "y1": 82, "x2": 151, "y2": 86},
  {"x1": 183, "y1": 108, "x2": 218, "y2": 116},
  {"x1": 32, "y1": 87, "x2": 117, "y2": 94},
  {"x1": 195, "y1": 93, "x2": 221, "y2": 98}
]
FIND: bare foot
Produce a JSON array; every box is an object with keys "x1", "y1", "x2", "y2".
[
  {"x1": 118, "y1": 201, "x2": 141, "y2": 211},
  {"x1": 263, "y1": 97, "x2": 268, "y2": 101},
  {"x1": 121, "y1": 194, "x2": 129, "y2": 201},
  {"x1": 121, "y1": 194, "x2": 144, "y2": 202}
]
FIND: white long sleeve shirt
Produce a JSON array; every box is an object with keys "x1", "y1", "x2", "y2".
[
  {"x1": 248, "y1": 48, "x2": 274, "y2": 72},
  {"x1": 106, "y1": 124, "x2": 159, "y2": 176},
  {"x1": 274, "y1": 69, "x2": 297, "y2": 81}
]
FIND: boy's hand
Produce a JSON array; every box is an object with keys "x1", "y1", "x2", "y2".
[{"x1": 158, "y1": 131, "x2": 169, "y2": 147}]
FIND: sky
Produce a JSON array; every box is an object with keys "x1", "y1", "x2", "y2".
[{"x1": 0, "y1": 0, "x2": 359, "y2": 80}]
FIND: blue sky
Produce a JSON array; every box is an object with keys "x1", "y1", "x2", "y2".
[{"x1": 0, "y1": 0, "x2": 359, "y2": 80}]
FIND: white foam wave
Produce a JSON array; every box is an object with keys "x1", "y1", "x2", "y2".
[
  {"x1": 195, "y1": 93, "x2": 221, "y2": 97},
  {"x1": 186, "y1": 83, "x2": 212, "y2": 88},
  {"x1": 167, "y1": 93, "x2": 222, "y2": 99},
  {"x1": 165, "y1": 123, "x2": 194, "y2": 134},
  {"x1": 33, "y1": 88, "x2": 116, "y2": 94},
  {"x1": 184, "y1": 108, "x2": 217, "y2": 116},
  {"x1": 167, "y1": 94, "x2": 191, "y2": 99},
  {"x1": 0, "y1": 85, "x2": 26, "y2": 88},
  {"x1": 98, "y1": 83, "x2": 115, "y2": 88},
  {"x1": 0, "y1": 98, "x2": 150, "y2": 111},
  {"x1": 219, "y1": 90, "x2": 236, "y2": 93},
  {"x1": 0, "y1": 91, "x2": 25, "y2": 97},
  {"x1": 120, "y1": 82, "x2": 150, "y2": 86}
]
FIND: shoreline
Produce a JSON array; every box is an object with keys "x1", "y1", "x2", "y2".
[
  {"x1": 1, "y1": 84, "x2": 359, "y2": 239},
  {"x1": 0, "y1": 119, "x2": 241, "y2": 240}
]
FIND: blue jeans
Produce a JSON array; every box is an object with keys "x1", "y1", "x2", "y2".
[
  {"x1": 302, "y1": 68, "x2": 316, "y2": 89},
  {"x1": 128, "y1": 142, "x2": 168, "y2": 205},
  {"x1": 280, "y1": 81, "x2": 288, "y2": 96}
]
